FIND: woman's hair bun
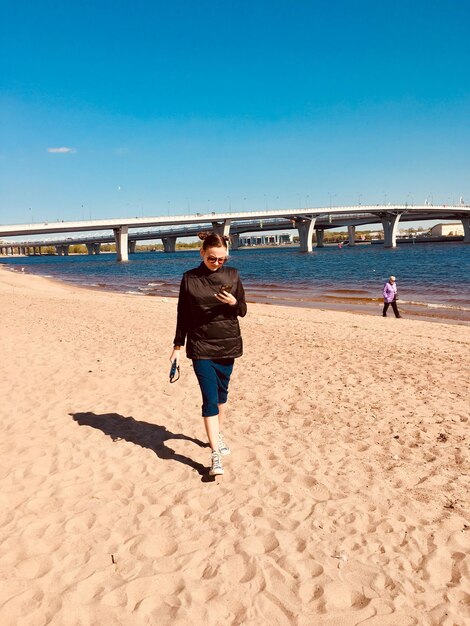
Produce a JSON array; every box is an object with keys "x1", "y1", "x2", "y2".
[{"x1": 198, "y1": 230, "x2": 229, "y2": 250}]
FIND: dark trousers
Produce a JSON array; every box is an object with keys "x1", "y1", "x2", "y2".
[
  {"x1": 383, "y1": 300, "x2": 401, "y2": 318},
  {"x1": 192, "y1": 359, "x2": 234, "y2": 417}
]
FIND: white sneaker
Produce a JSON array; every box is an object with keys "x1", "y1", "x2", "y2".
[
  {"x1": 218, "y1": 432, "x2": 231, "y2": 456},
  {"x1": 209, "y1": 451, "x2": 224, "y2": 476}
]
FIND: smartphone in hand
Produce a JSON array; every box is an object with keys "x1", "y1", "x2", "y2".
[{"x1": 218, "y1": 283, "x2": 232, "y2": 295}]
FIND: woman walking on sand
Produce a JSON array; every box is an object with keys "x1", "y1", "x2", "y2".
[
  {"x1": 382, "y1": 275, "x2": 402, "y2": 318},
  {"x1": 170, "y1": 232, "x2": 247, "y2": 477}
]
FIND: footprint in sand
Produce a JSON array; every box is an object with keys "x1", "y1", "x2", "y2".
[
  {"x1": 308, "y1": 483, "x2": 330, "y2": 501},
  {"x1": 64, "y1": 511, "x2": 97, "y2": 534},
  {"x1": 321, "y1": 581, "x2": 370, "y2": 611},
  {"x1": 264, "y1": 489, "x2": 291, "y2": 507},
  {"x1": 238, "y1": 532, "x2": 280, "y2": 555},
  {"x1": 216, "y1": 553, "x2": 257, "y2": 584},
  {"x1": 421, "y1": 546, "x2": 456, "y2": 588},
  {"x1": 15, "y1": 555, "x2": 53, "y2": 579},
  {"x1": 126, "y1": 533, "x2": 179, "y2": 559}
]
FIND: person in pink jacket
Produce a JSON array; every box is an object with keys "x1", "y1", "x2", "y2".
[{"x1": 382, "y1": 275, "x2": 402, "y2": 318}]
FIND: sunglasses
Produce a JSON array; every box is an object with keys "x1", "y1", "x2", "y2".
[{"x1": 207, "y1": 255, "x2": 228, "y2": 264}]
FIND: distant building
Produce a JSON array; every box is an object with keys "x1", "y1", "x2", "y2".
[
  {"x1": 430, "y1": 223, "x2": 464, "y2": 237},
  {"x1": 239, "y1": 233, "x2": 292, "y2": 246}
]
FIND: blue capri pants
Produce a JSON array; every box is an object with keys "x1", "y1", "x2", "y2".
[{"x1": 192, "y1": 358, "x2": 235, "y2": 417}]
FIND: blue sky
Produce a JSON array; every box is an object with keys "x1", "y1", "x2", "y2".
[{"x1": 1, "y1": 0, "x2": 469, "y2": 225}]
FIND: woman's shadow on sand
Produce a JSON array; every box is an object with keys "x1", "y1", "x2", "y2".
[{"x1": 71, "y1": 412, "x2": 213, "y2": 481}]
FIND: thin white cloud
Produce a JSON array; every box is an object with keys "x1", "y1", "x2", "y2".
[{"x1": 47, "y1": 147, "x2": 76, "y2": 154}]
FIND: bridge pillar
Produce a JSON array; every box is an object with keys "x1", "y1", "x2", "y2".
[
  {"x1": 162, "y1": 236, "x2": 177, "y2": 253},
  {"x1": 462, "y1": 217, "x2": 470, "y2": 243},
  {"x1": 129, "y1": 240, "x2": 137, "y2": 254},
  {"x1": 315, "y1": 229, "x2": 325, "y2": 248},
  {"x1": 230, "y1": 233, "x2": 240, "y2": 250},
  {"x1": 113, "y1": 226, "x2": 129, "y2": 262},
  {"x1": 381, "y1": 213, "x2": 402, "y2": 248},
  {"x1": 56, "y1": 245, "x2": 64, "y2": 256},
  {"x1": 296, "y1": 216, "x2": 317, "y2": 252},
  {"x1": 212, "y1": 220, "x2": 231, "y2": 238},
  {"x1": 85, "y1": 242, "x2": 101, "y2": 255},
  {"x1": 348, "y1": 225, "x2": 356, "y2": 245}
]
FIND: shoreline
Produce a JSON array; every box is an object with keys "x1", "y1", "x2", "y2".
[{"x1": 2, "y1": 260, "x2": 469, "y2": 326}]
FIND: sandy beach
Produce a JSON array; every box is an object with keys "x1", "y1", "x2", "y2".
[{"x1": 1, "y1": 265, "x2": 469, "y2": 626}]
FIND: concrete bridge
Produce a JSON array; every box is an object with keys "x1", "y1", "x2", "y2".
[{"x1": 1, "y1": 205, "x2": 469, "y2": 261}]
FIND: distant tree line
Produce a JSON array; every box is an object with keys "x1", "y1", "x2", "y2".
[{"x1": 37, "y1": 241, "x2": 203, "y2": 255}]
